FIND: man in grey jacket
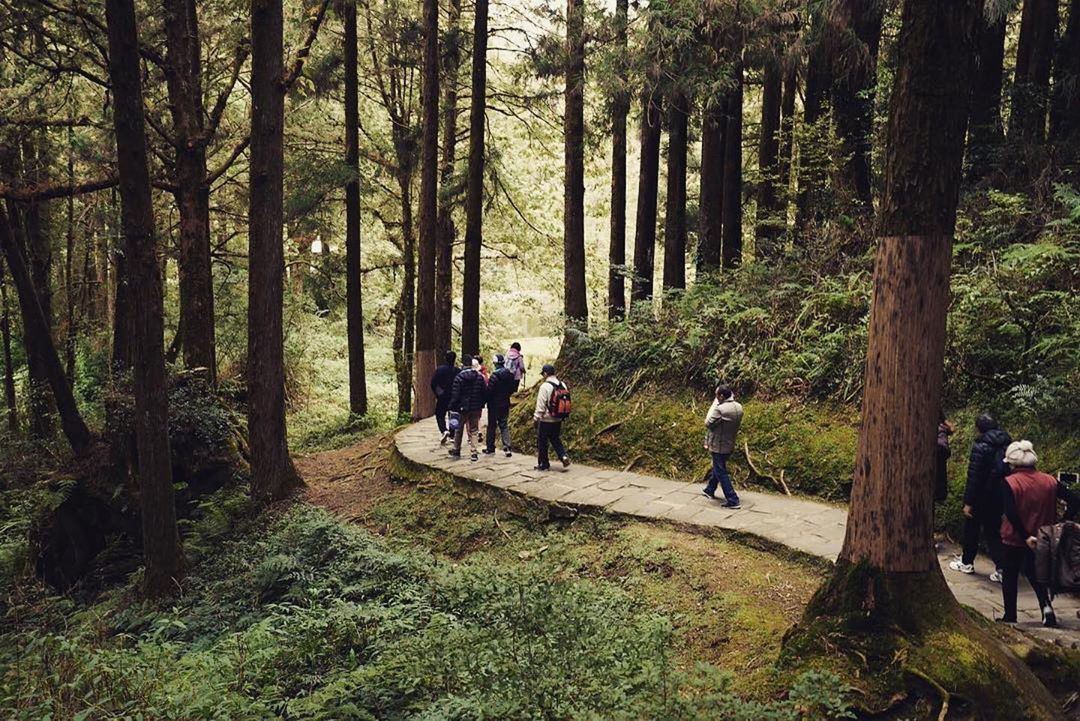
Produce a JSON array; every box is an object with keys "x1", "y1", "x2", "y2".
[
  {"x1": 533, "y1": 364, "x2": 571, "y2": 471},
  {"x1": 702, "y1": 384, "x2": 743, "y2": 508}
]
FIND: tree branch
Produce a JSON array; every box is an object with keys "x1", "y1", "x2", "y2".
[{"x1": 282, "y1": 0, "x2": 332, "y2": 90}]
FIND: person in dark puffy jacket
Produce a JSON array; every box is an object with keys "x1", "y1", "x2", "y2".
[
  {"x1": 430, "y1": 351, "x2": 460, "y2": 444},
  {"x1": 449, "y1": 355, "x2": 486, "y2": 461},
  {"x1": 483, "y1": 354, "x2": 516, "y2": 457},
  {"x1": 949, "y1": 414, "x2": 1010, "y2": 581}
]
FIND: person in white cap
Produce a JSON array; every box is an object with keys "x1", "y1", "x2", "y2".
[{"x1": 999, "y1": 440, "x2": 1079, "y2": 626}]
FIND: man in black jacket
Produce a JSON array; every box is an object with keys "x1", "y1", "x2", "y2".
[
  {"x1": 430, "y1": 351, "x2": 460, "y2": 444},
  {"x1": 949, "y1": 414, "x2": 1010, "y2": 581},
  {"x1": 484, "y1": 354, "x2": 516, "y2": 457},
  {"x1": 448, "y1": 354, "x2": 486, "y2": 461}
]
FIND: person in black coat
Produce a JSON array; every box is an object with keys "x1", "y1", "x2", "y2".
[
  {"x1": 448, "y1": 355, "x2": 486, "y2": 460},
  {"x1": 484, "y1": 354, "x2": 516, "y2": 457},
  {"x1": 430, "y1": 351, "x2": 460, "y2": 443},
  {"x1": 949, "y1": 414, "x2": 1011, "y2": 581}
]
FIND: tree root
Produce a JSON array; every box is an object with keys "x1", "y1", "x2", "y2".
[
  {"x1": 743, "y1": 441, "x2": 791, "y2": 495},
  {"x1": 905, "y1": 666, "x2": 949, "y2": 721}
]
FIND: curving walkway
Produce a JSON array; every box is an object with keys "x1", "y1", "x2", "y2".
[{"x1": 395, "y1": 414, "x2": 1079, "y2": 639}]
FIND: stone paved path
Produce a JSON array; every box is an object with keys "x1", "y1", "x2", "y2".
[{"x1": 395, "y1": 415, "x2": 1079, "y2": 640}]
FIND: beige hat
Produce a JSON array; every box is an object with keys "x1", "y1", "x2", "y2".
[{"x1": 1004, "y1": 440, "x2": 1038, "y2": 468}]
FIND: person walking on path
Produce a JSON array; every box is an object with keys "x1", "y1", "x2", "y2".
[
  {"x1": 484, "y1": 354, "x2": 516, "y2": 457},
  {"x1": 702, "y1": 384, "x2": 744, "y2": 508},
  {"x1": 935, "y1": 414, "x2": 955, "y2": 503},
  {"x1": 533, "y1": 364, "x2": 571, "y2": 471},
  {"x1": 949, "y1": 414, "x2": 1010, "y2": 581},
  {"x1": 999, "y1": 440, "x2": 1080, "y2": 627},
  {"x1": 430, "y1": 351, "x2": 460, "y2": 444},
  {"x1": 448, "y1": 354, "x2": 486, "y2": 461},
  {"x1": 506, "y1": 341, "x2": 527, "y2": 392}
]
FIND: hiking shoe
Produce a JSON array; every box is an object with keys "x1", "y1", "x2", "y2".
[
  {"x1": 560, "y1": 456, "x2": 571, "y2": 469},
  {"x1": 440, "y1": 431, "x2": 450, "y2": 446},
  {"x1": 721, "y1": 500, "x2": 741, "y2": 509},
  {"x1": 1042, "y1": 606, "x2": 1057, "y2": 628},
  {"x1": 470, "y1": 452, "x2": 479, "y2": 462},
  {"x1": 702, "y1": 489, "x2": 717, "y2": 499},
  {"x1": 448, "y1": 450, "x2": 461, "y2": 458},
  {"x1": 989, "y1": 570, "x2": 1003, "y2": 583},
  {"x1": 482, "y1": 448, "x2": 496, "y2": 455},
  {"x1": 948, "y1": 560, "x2": 974, "y2": 574},
  {"x1": 533, "y1": 464, "x2": 550, "y2": 471},
  {"x1": 504, "y1": 450, "x2": 513, "y2": 458}
]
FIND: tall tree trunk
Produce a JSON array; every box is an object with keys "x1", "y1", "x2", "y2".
[
  {"x1": 721, "y1": 66, "x2": 743, "y2": 268},
  {"x1": 631, "y1": 91, "x2": 662, "y2": 305},
  {"x1": 966, "y1": 10, "x2": 1008, "y2": 180},
  {"x1": 248, "y1": 0, "x2": 298, "y2": 503},
  {"x1": 436, "y1": 0, "x2": 463, "y2": 354},
  {"x1": 460, "y1": 0, "x2": 488, "y2": 356},
  {"x1": 607, "y1": 0, "x2": 629, "y2": 320},
  {"x1": 0, "y1": 256, "x2": 17, "y2": 433},
  {"x1": 64, "y1": 130, "x2": 77, "y2": 382},
  {"x1": 698, "y1": 100, "x2": 725, "y2": 273},
  {"x1": 831, "y1": 0, "x2": 884, "y2": 210},
  {"x1": 662, "y1": 95, "x2": 688, "y2": 290},
  {"x1": 163, "y1": 0, "x2": 216, "y2": 383},
  {"x1": 563, "y1": 0, "x2": 588, "y2": 328},
  {"x1": 1051, "y1": 0, "x2": 1080, "y2": 145},
  {"x1": 395, "y1": 167, "x2": 416, "y2": 418},
  {"x1": 778, "y1": 64, "x2": 796, "y2": 207},
  {"x1": 797, "y1": 35, "x2": 831, "y2": 233},
  {"x1": 0, "y1": 207, "x2": 91, "y2": 455},
  {"x1": 1009, "y1": 0, "x2": 1057, "y2": 144},
  {"x1": 105, "y1": 0, "x2": 183, "y2": 597},
  {"x1": 756, "y1": 60, "x2": 783, "y2": 257},
  {"x1": 414, "y1": 0, "x2": 439, "y2": 420},
  {"x1": 344, "y1": 0, "x2": 368, "y2": 417}
]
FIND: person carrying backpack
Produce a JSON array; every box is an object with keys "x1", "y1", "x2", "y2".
[
  {"x1": 506, "y1": 342, "x2": 527, "y2": 391},
  {"x1": 999, "y1": 440, "x2": 1080, "y2": 627},
  {"x1": 430, "y1": 351, "x2": 460, "y2": 444},
  {"x1": 533, "y1": 364, "x2": 571, "y2": 471},
  {"x1": 484, "y1": 354, "x2": 516, "y2": 457},
  {"x1": 448, "y1": 354, "x2": 486, "y2": 461},
  {"x1": 949, "y1": 414, "x2": 1010, "y2": 582},
  {"x1": 701, "y1": 383, "x2": 743, "y2": 509}
]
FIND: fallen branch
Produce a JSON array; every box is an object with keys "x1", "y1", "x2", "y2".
[
  {"x1": 493, "y1": 509, "x2": 512, "y2": 541},
  {"x1": 591, "y1": 421, "x2": 622, "y2": 441},
  {"x1": 622, "y1": 453, "x2": 644, "y2": 472},
  {"x1": 743, "y1": 441, "x2": 791, "y2": 496}
]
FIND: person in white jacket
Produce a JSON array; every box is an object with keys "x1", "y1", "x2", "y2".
[{"x1": 533, "y1": 364, "x2": 571, "y2": 471}]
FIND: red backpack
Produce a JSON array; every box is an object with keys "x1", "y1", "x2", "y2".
[{"x1": 546, "y1": 381, "x2": 572, "y2": 419}]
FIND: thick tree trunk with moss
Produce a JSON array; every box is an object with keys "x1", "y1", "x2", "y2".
[
  {"x1": 460, "y1": 0, "x2": 488, "y2": 356},
  {"x1": 436, "y1": 0, "x2": 462, "y2": 354},
  {"x1": 784, "y1": 1, "x2": 1065, "y2": 716},
  {"x1": 413, "y1": 0, "x2": 439, "y2": 420},
  {"x1": 563, "y1": 0, "x2": 588, "y2": 328},
  {"x1": 721, "y1": 66, "x2": 742, "y2": 268},
  {"x1": 1050, "y1": 0, "x2": 1080, "y2": 146},
  {"x1": 607, "y1": 0, "x2": 629, "y2": 320},
  {"x1": 698, "y1": 99, "x2": 725, "y2": 272},
  {"x1": 967, "y1": 10, "x2": 1007, "y2": 181},
  {"x1": 755, "y1": 60, "x2": 782, "y2": 257},
  {"x1": 631, "y1": 91, "x2": 661, "y2": 305},
  {"x1": 777, "y1": 65, "x2": 796, "y2": 210},
  {"x1": 1009, "y1": 0, "x2": 1057, "y2": 145},
  {"x1": 662, "y1": 95, "x2": 688, "y2": 291}
]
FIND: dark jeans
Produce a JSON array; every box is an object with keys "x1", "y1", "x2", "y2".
[
  {"x1": 536, "y1": 421, "x2": 566, "y2": 468},
  {"x1": 704, "y1": 452, "x2": 738, "y2": 502},
  {"x1": 435, "y1": 399, "x2": 450, "y2": 434},
  {"x1": 1001, "y1": 544, "x2": 1052, "y2": 622},
  {"x1": 961, "y1": 505, "x2": 1003, "y2": 568},
  {"x1": 486, "y1": 408, "x2": 511, "y2": 451}
]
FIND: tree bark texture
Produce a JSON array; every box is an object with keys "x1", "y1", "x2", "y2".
[
  {"x1": 413, "y1": 0, "x2": 439, "y2": 420},
  {"x1": 966, "y1": 10, "x2": 1008, "y2": 180},
  {"x1": 662, "y1": 96, "x2": 688, "y2": 290},
  {"x1": 1009, "y1": 0, "x2": 1057, "y2": 144},
  {"x1": 0, "y1": 257, "x2": 17, "y2": 433},
  {"x1": 0, "y1": 206, "x2": 90, "y2": 455},
  {"x1": 248, "y1": 0, "x2": 298, "y2": 503},
  {"x1": 797, "y1": 33, "x2": 831, "y2": 232},
  {"x1": 697, "y1": 100, "x2": 725, "y2": 272},
  {"x1": 563, "y1": 0, "x2": 588, "y2": 328},
  {"x1": 395, "y1": 167, "x2": 416, "y2": 418},
  {"x1": 460, "y1": 0, "x2": 488, "y2": 356},
  {"x1": 1051, "y1": 0, "x2": 1080, "y2": 144},
  {"x1": 830, "y1": 0, "x2": 883, "y2": 209},
  {"x1": 631, "y1": 91, "x2": 662, "y2": 304},
  {"x1": 607, "y1": 0, "x2": 629, "y2": 320},
  {"x1": 436, "y1": 0, "x2": 463, "y2": 355},
  {"x1": 778, "y1": 64, "x2": 796, "y2": 209},
  {"x1": 721, "y1": 67, "x2": 743, "y2": 268},
  {"x1": 344, "y1": 0, "x2": 368, "y2": 417},
  {"x1": 105, "y1": 0, "x2": 183, "y2": 597},
  {"x1": 162, "y1": 0, "x2": 216, "y2": 383},
  {"x1": 755, "y1": 60, "x2": 783, "y2": 256},
  {"x1": 842, "y1": 0, "x2": 981, "y2": 572}
]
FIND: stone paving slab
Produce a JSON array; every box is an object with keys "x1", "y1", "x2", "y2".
[{"x1": 396, "y1": 415, "x2": 1080, "y2": 640}]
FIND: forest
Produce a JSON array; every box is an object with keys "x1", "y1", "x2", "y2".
[{"x1": 1, "y1": 0, "x2": 1080, "y2": 718}]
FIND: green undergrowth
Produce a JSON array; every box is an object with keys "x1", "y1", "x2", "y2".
[{"x1": 1, "y1": 485, "x2": 854, "y2": 721}]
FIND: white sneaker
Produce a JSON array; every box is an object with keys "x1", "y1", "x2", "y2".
[
  {"x1": 440, "y1": 431, "x2": 450, "y2": 446},
  {"x1": 948, "y1": 560, "x2": 975, "y2": 574},
  {"x1": 989, "y1": 570, "x2": 1003, "y2": 583},
  {"x1": 1042, "y1": 606, "x2": 1057, "y2": 628}
]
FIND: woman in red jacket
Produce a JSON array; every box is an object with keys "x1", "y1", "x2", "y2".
[{"x1": 999, "y1": 440, "x2": 1079, "y2": 627}]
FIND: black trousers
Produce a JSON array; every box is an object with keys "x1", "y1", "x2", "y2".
[
  {"x1": 961, "y1": 505, "x2": 1003, "y2": 568},
  {"x1": 435, "y1": 399, "x2": 450, "y2": 434},
  {"x1": 536, "y1": 421, "x2": 566, "y2": 468},
  {"x1": 485, "y1": 407, "x2": 511, "y2": 452},
  {"x1": 1001, "y1": 544, "x2": 1052, "y2": 622}
]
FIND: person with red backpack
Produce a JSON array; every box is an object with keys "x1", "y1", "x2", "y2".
[{"x1": 533, "y1": 364, "x2": 571, "y2": 471}]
